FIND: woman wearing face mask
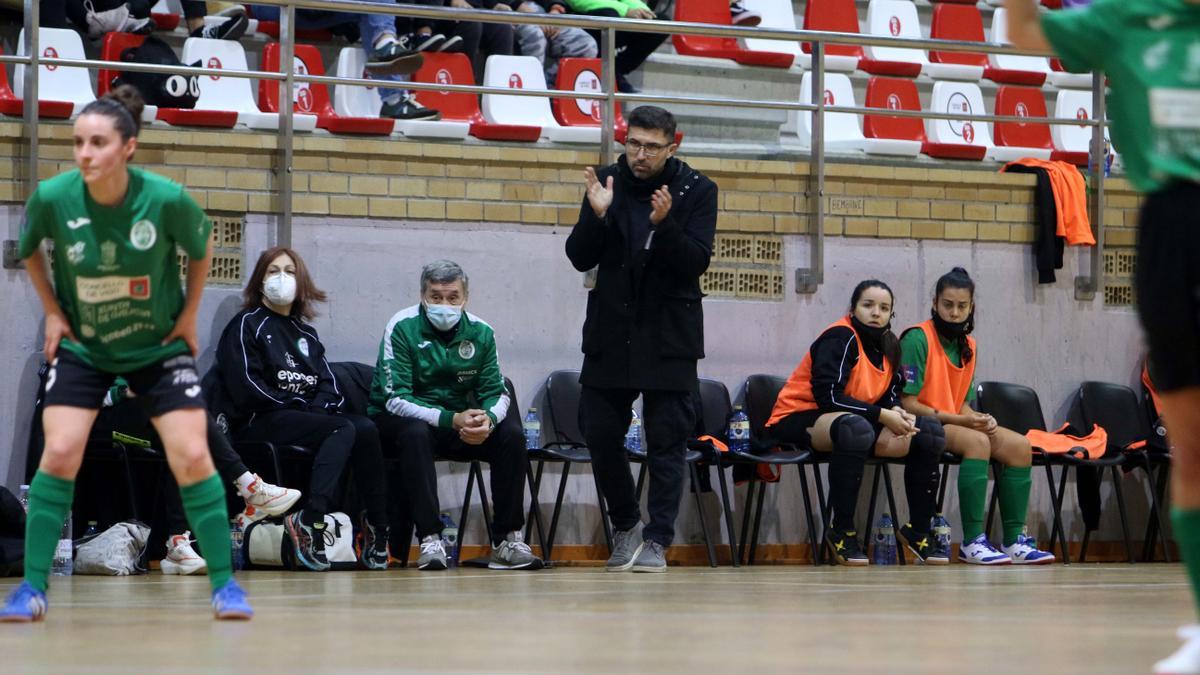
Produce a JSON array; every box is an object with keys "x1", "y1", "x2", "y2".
[
  {"x1": 899, "y1": 267, "x2": 1053, "y2": 565},
  {"x1": 766, "y1": 280, "x2": 948, "y2": 566},
  {"x1": 213, "y1": 247, "x2": 391, "y2": 572}
]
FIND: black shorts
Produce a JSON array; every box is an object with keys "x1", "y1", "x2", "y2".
[
  {"x1": 44, "y1": 350, "x2": 206, "y2": 418},
  {"x1": 765, "y1": 409, "x2": 883, "y2": 448},
  {"x1": 1136, "y1": 181, "x2": 1200, "y2": 392}
]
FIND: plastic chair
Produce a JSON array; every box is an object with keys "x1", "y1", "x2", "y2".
[
  {"x1": 413, "y1": 52, "x2": 540, "y2": 142},
  {"x1": 923, "y1": 80, "x2": 991, "y2": 160},
  {"x1": 181, "y1": 37, "x2": 315, "y2": 131},
  {"x1": 331, "y1": 46, "x2": 467, "y2": 139},
  {"x1": 861, "y1": 76, "x2": 924, "y2": 157},
  {"x1": 150, "y1": 0, "x2": 182, "y2": 31},
  {"x1": 673, "y1": 0, "x2": 794, "y2": 68},
  {"x1": 551, "y1": 57, "x2": 628, "y2": 139},
  {"x1": 0, "y1": 45, "x2": 73, "y2": 118},
  {"x1": 803, "y1": 0, "x2": 902, "y2": 73},
  {"x1": 482, "y1": 54, "x2": 600, "y2": 144},
  {"x1": 1051, "y1": 89, "x2": 1094, "y2": 159},
  {"x1": 15, "y1": 28, "x2": 96, "y2": 116},
  {"x1": 1047, "y1": 57, "x2": 1093, "y2": 89},
  {"x1": 929, "y1": 4, "x2": 1044, "y2": 85},
  {"x1": 795, "y1": 72, "x2": 866, "y2": 153},
  {"x1": 741, "y1": 0, "x2": 809, "y2": 68},
  {"x1": 989, "y1": 85, "x2": 1053, "y2": 162},
  {"x1": 261, "y1": 43, "x2": 393, "y2": 135},
  {"x1": 97, "y1": 32, "x2": 166, "y2": 123},
  {"x1": 988, "y1": 9, "x2": 1051, "y2": 84},
  {"x1": 863, "y1": 0, "x2": 931, "y2": 77}
]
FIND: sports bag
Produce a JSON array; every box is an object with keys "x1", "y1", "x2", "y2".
[
  {"x1": 244, "y1": 513, "x2": 357, "y2": 570},
  {"x1": 73, "y1": 521, "x2": 150, "y2": 575}
]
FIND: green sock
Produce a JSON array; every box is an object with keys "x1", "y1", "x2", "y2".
[
  {"x1": 1173, "y1": 508, "x2": 1200, "y2": 617},
  {"x1": 998, "y1": 465, "x2": 1033, "y2": 546},
  {"x1": 179, "y1": 473, "x2": 232, "y2": 592},
  {"x1": 957, "y1": 459, "x2": 989, "y2": 542},
  {"x1": 24, "y1": 471, "x2": 76, "y2": 593}
]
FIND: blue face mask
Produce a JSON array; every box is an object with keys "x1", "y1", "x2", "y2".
[{"x1": 424, "y1": 302, "x2": 463, "y2": 332}]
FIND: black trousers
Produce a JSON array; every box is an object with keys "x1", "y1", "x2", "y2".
[
  {"x1": 580, "y1": 385, "x2": 694, "y2": 547},
  {"x1": 583, "y1": 9, "x2": 669, "y2": 76},
  {"x1": 374, "y1": 412, "x2": 527, "y2": 545},
  {"x1": 236, "y1": 410, "x2": 389, "y2": 526},
  {"x1": 163, "y1": 417, "x2": 252, "y2": 534}
]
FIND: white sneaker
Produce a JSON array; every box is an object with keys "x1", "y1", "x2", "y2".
[
  {"x1": 1155, "y1": 625, "x2": 1200, "y2": 674},
  {"x1": 243, "y1": 475, "x2": 301, "y2": 518},
  {"x1": 957, "y1": 533, "x2": 1011, "y2": 565},
  {"x1": 1001, "y1": 533, "x2": 1055, "y2": 565},
  {"x1": 418, "y1": 535, "x2": 448, "y2": 571},
  {"x1": 160, "y1": 532, "x2": 208, "y2": 575}
]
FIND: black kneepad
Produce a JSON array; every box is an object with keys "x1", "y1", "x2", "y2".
[
  {"x1": 831, "y1": 414, "x2": 874, "y2": 455},
  {"x1": 914, "y1": 417, "x2": 946, "y2": 455}
]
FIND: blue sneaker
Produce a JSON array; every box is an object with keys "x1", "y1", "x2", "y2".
[
  {"x1": 958, "y1": 533, "x2": 1012, "y2": 565},
  {"x1": 211, "y1": 578, "x2": 254, "y2": 621},
  {"x1": 1003, "y1": 533, "x2": 1056, "y2": 565},
  {"x1": 0, "y1": 582, "x2": 48, "y2": 623}
]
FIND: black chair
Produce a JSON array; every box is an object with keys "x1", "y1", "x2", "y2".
[
  {"x1": 1075, "y1": 381, "x2": 1170, "y2": 562},
  {"x1": 975, "y1": 381, "x2": 1133, "y2": 564},
  {"x1": 524, "y1": 370, "x2": 612, "y2": 562},
  {"x1": 1138, "y1": 374, "x2": 1173, "y2": 562},
  {"x1": 691, "y1": 378, "x2": 748, "y2": 567},
  {"x1": 729, "y1": 375, "x2": 819, "y2": 565}
]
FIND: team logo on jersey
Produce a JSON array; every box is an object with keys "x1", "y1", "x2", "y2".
[
  {"x1": 67, "y1": 217, "x2": 90, "y2": 230},
  {"x1": 297, "y1": 337, "x2": 310, "y2": 357},
  {"x1": 130, "y1": 220, "x2": 157, "y2": 251},
  {"x1": 417, "y1": 341, "x2": 432, "y2": 349},
  {"x1": 458, "y1": 340, "x2": 476, "y2": 360},
  {"x1": 901, "y1": 364, "x2": 917, "y2": 383},
  {"x1": 285, "y1": 352, "x2": 298, "y2": 368},
  {"x1": 100, "y1": 241, "x2": 118, "y2": 270},
  {"x1": 185, "y1": 385, "x2": 202, "y2": 398},
  {"x1": 81, "y1": 324, "x2": 96, "y2": 338},
  {"x1": 129, "y1": 277, "x2": 150, "y2": 299},
  {"x1": 66, "y1": 242, "x2": 85, "y2": 265}
]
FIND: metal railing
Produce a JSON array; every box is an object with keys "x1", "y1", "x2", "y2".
[{"x1": 9, "y1": 0, "x2": 1108, "y2": 298}]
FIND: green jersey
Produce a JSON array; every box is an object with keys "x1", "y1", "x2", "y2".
[
  {"x1": 17, "y1": 167, "x2": 211, "y2": 373},
  {"x1": 1042, "y1": 0, "x2": 1200, "y2": 192},
  {"x1": 368, "y1": 304, "x2": 510, "y2": 427},
  {"x1": 899, "y1": 328, "x2": 976, "y2": 405}
]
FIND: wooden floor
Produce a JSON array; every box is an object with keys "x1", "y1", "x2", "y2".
[{"x1": 0, "y1": 564, "x2": 1192, "y2": 673}]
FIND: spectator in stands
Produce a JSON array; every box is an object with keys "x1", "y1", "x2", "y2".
[
  {"x1": 766, "y1": 280, "x2": 948, "y2": 566},
  {"x1": 513, "y1": 0, "x2": 597, "y2": 83},
  {"x1": 180, "y1": 3, "x2": 250, "y2": 40},
  {"x1": 565, "y1": 106, "x2": 717, "y2": 573},
  {"x1": 430, "y1": 0, "x2": 516, "y2": 83},
  {"x1": 250, "y1": 1, "x2": 441, "y2": 119},
  {"x1": 368, "y1": 260, "x2": 541, "y2": 572},
  {"x1": 40, "y1": 0, "x2": 154, "y2": 36},
  {"x1": 212, "y1": 247, "x2": 392, "y2": 572},
  {"x1": 898, "y1": 268, "x2": 1053, "y2": 565},
  {"x1": 560, "y1": 0, "x2": 668, "y2": 92},
  {"x1": 0, "y1": 86, "x2": 250, "y2": 621}
]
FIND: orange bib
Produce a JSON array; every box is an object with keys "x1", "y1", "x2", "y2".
[
  {"x1": 1142, "y1": 361, "x2": 1163, "y2": 418},
  {"x1": 1026, "y1": 423, "x2": 1109, "y2": 459},
  {"x1": 910, "y1": 320, "x2": 976, "y2": 415},
  {"x1": 769, "y1": 316, "x2": 894, "y2": 426}
]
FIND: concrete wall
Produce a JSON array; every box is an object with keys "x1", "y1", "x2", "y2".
[{"x1": 1, "y1": 208, "x2": 1148, "y2": 548}]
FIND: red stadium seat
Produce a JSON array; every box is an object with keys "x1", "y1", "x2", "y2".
[
  {"x1": 990, "y1": 85, "x2": 1054, "y2": 161},
  {"x1": 260, "y1": 43, "x2": 394, "y2": 135},
  {"x1": 552, "y1": 58, "x2": 627, "y2": 139},
  {"x1": 862, "y1": 76, "x2": 926, "y2": 155},
  {"x1": 412, "y1": 52, "x2": 541, "y2": 142},
  {"x1": 804, "y1": 0, "x2": 921, "y2": 76},
  {"x1": 100, "y1": 32, "x2": 237, "y2": 128},
  {"x1": 673, "y1": 0, "x2": 794, "y2": 68},
  {"x1": 0, "y1": 45, "x2": 73, "y2": 118},
  {"x1": 929, "y1": 4, "x2": 1046, "y2": 86},
  {"x1": 149, "y1": 0, "x2": 181, "y2": 31}
]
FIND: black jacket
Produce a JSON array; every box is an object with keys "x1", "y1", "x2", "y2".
[
  {"x1": 214, "y1": 306, "x2": 344, "y2": 429},
  {"x1": 565, "y1": 155, "x2": 718, "y2": 391},
  {"x1": 807, "y1": 325, "x2": 901, "y2": 423}
]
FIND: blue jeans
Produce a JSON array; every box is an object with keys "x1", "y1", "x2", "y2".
[{"x1": 252, "y1": 1, "x2": 408, "y2": 103}]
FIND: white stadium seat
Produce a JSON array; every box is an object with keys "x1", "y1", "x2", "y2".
[
  {"x1": 926, "y1": 80, "x2": 994, "y2": 156},
  {"x1": 481, "y1": 55, "x2": 599, "y2": 144},
  {"x1": 181, "y1": 37, "x2": 316, "y2": 131},
  {"x1": 15, "y1": 28, "x2": 95, "y2": 116},
  {"x1": 795, "y1": 72, "x2": 865, "y2": 153}
]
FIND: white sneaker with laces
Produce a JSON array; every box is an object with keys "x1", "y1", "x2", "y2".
[
  {"x1": 958, "y1": 533, "x2": 1012, "y2": 565},
  {"x1": 418, "y1": 535, "x2": 448, "y2": 571},
  {"x1": 243, "y1": 475, "x2": 301, "y2": 517},
  {"x1": 1001, "y1": 533, "x2": 1055, "y2": 565},
  {"x1": 489, "y1": 531, "x2": 541, "y2": 570},
  {"x1": 160, "y1": 532, "x2": 208, "y2": 575},
  {"x1": 1155, "y1": 625, "x2": 1200, "y2": 674}
]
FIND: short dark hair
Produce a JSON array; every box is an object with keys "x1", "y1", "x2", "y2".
[{"x1": 627, "y1": 105, "x2": 676, "y2": 141}]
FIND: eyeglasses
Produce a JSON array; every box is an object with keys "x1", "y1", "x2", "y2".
[{"x1": 625, "y1": 139, "x2": 669, "y2": 158}]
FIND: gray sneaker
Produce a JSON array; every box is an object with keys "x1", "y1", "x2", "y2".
[
  {"x1": 631, "y1": 540, "x2": 667, "y2": 573},
  {"x1": 605, "y1": 523, "x2": 645, "y2": 572},
  {"x1": 488, "y1": 532, "x2": 541, "y2": 570},
  {"x1": 418, "y1": 534, "x2": 448, "y2": 571}
]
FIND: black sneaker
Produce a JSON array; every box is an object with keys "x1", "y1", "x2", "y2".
[
  {"x1": 825, "y1": 527, "x2": 869, "y2": 566},
  {"x1": 360, "y1": 513, "x2": 389, "y2": 571},
  {"x1": 729, "y1": 0, "x2": 762, "y2": 26},
  {"x1": 615, "y1": 73, "x2": 639, "y2": 94},
  {"x1": 191, "y1": 13, "x2": 249, "y2": 40},
  {"x1": 365, "y1": 37, "x2": 424, "y2": 76},
  {"x1": 284, "y1": 512, "x2": 330, "y2": 571},
  {"x1": 381, "y1": 93, "x2": 442, "y2": 121},
  {"x1": 400, "y1": 31, "x2": 445, "y2": 52},
  {"x1": 438, "y1": 35, "x2": 465, "y2": 53},
  {"x1": 897, "y1": 523, "x2": 950, "y2": 565}
]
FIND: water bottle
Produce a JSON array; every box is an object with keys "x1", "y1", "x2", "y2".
[
  {"x1": 625, "y1": 409, "x2": 642, "y2": 453},
  {"x1": 440, "y1": 513, "x2": 459, "y2": 568},
  {"x1": 931, "y1": 513, "x2": 952, "y2": 554},
  {"x1": 728, "y1": 405, "x2": 751, "y2": 454},
  {"x1": 83, "y1": 521, "x2": 99, "y2": 538},
  {"x1": 51, "y1": 513, "x2": 73, "y2": 576},
  {"x1": 872, "y1": 513, "x2": 897, "y2": 566},
  {"x1": 230, "y1": 519, "x2": 244, "y2": 572},
  {"x1": 523, "y1": 408, "x2": 541, "y2": 451},
  {"x1": 17, "y1": 485, "x2": 29, "y2": 514}
]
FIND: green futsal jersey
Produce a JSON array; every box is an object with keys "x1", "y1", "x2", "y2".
[
  {"x1": 17, "y1": 167, "x2": 211, "y2": 373},
  {"x1": 1042, "y1": 0, "x2": 1200, "y2": 192}
]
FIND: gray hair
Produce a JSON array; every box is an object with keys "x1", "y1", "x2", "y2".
[{"x1": 420, "y1": 259, "x2": 469, "y2": 295}]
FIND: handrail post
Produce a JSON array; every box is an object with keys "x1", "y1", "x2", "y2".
[
  {"x1": 797, "y1": 41, "x2": 824, "y2": 295},
  {"x1": 275, "y1": 1, "x2": 296, "y2": 247},
  {"x1": 1075, "y1": 70, "x2": 1106, "y2": 302},
  {"x1": 22, "y1": 0, "x2": 40, "y2": 202},
  {"x1": 600, "y1": 26, "x2": 615, "y2": 167}
]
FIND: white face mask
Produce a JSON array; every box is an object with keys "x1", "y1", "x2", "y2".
[
  {"x1": 424, "y1": 302, "x2": 463, "y2": 332},
  {"x1": 263, "y1": 272, "x2": 297, "y2": 306}
]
